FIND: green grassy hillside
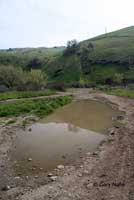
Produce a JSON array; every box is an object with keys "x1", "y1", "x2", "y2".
[
  {"x1": 1, "y1": 26, "x2": 134, "y2": 86},
  {"x1": 81, "y1": 26, "x2": 134, "y2": 64},
  {"x1": 44, "y1": 26, "x2": 134, "y2": 85},
  {"x1": 0, "y1": 47, "x2": 65, "y2": 70}
]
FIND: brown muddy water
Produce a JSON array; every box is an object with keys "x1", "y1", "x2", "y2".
[{"x1": 11, "y1": 100, "x2": 122, "y2": 174}]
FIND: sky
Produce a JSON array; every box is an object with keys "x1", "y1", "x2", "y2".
[{"x1": 0, "y1": 0, "x2": 134, "y2": 49}]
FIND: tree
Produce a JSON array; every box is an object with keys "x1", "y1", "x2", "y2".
[
  {"x1": 80, "y1": 47, "x2": 91, "y2": 74},
  {"x1": 63, "y1": 39, "x2": 78, "y2": 56},
  {"x1": 0, "y1": 66, "x2": 24, "y2": 89},
  {"x1": 88, "y1": 42, "x2": 94, "y2": 50},
  {"x1": 27, "y1": 58, "x2": 42, "y2": 70}
]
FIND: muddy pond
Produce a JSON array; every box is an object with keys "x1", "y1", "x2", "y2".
[{"x1": 11, "y1": 99, "x2": 122, "y2": 174}]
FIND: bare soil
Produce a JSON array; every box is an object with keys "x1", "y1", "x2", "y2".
[{"x1": 0, "y1": 89, "x2": 134, "y2": 200}]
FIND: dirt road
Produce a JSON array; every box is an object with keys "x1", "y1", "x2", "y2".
[{"x1": 0, "y1": 89, "x2": 134, "y2": 200}]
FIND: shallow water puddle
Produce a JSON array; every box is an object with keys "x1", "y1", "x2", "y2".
[{"x1": 12, "y1": 100, "x2": 121, "y2": 174}]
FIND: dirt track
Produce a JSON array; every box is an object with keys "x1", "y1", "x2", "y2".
[{"x1": 0, "y1": 89, "x2": 134, "y2": 200}]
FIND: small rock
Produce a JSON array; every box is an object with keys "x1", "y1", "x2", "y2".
[
  {"x1": 48, "y1": 173, "x2": 53, "y2": 177},
  {"x1": 14, "y1": 176, "x2": 21, "y2": 180},
  {"x1": 34, "y1": 176, "x2": 38, "y2": 179},
  {"x1": 58, "y1": 185, "x2": 63, "y2": 189},
  {"x1": 87, "y1": 183, "x2": 93, "y2": 188},
  {"x1": 62, "y1": 155, "x2": 66, "y2": 159},
  {"x1": 92, "y1": 152, "x2": 98, "y2": 156},
  {"x1": 28, "y1": 158, "x2": 32, "y2": 162},
  {"x1": 75, "y1": 194, "x2": 80, "y2": 198},
  {"x1": 50, "y1": 176, "x2": 57, "y2": 181},
  {"x1": 48, "y1": 194, "x2": 53, "y2": 198},
  {"x1": 39, "y1": 168, "x2": 43, "y2": 170},
  {"x1": 114, "y1": 125, "x2": 120, "y2": 129},
  {"x1": 78, "y1": 173, "x2": 82, "y2": 177},
  {"x1": 86, "y1": 152, "x2": 91, "y2": 156},
  {"x1": 99, "y1": 174, "x2": 106, "y2": 177},
  {"x1": 1, "y1": 185, "x2": 11, "y2": 191},
  {"x1": 83, "y1": 170, "x2": 89, "y2": 174},
  {"x1": 48, "y1": 186, "x2": 53, "y2": 189},
  {"x1": 28, "y1": 128, "x2": 32, "y2": 132},
  {"x1": 57, "y1": 165, "x2": 64, "y2": 170},
  {"x1": 116, "y1": 115, "x2": 124, "y2": 120},
  {"x1": 110, "y1": 130, "x2": 115, "y2": 135}
]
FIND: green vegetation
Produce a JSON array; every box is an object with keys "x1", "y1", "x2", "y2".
[
  {"x1": 44, "y1": 26, "x2": 134, "y2": 86},
  {"x1": 0, "y1": 47, "x2": 65, "y2": 70},
  {"x1": 0, "y1": 90, "x2": 55, "y2": 100},
  {"x1": 82, "y1": 26, "x2": 134, "y2": 63},
  {"x1": 0, "y1": 66, "x2": 47, "y2": 91},
  {"x1": 96, "y1": 85, "x2": 134, "y2": 98},
  {"x1": 0, "y1": 96, "x2": 72, "y2": 117},
  {"x1": 1, "y1": 26, "x2": 134, "y2": 88},
  {"x1": 44, "y1": 55, "x2": 81, "y2": 83},
  {"x1": 107, "y1": 88, "x2": 134, "y2": 98}
]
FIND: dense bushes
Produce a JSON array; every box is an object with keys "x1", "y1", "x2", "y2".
[
  {"x1": 0, "y1": 66, "x2": 47, "y2": 91},
  {"x1": 0, "y1": 65, "x2": 23, "y2": 90}
]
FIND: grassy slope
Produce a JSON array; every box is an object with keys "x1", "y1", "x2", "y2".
[
  {"x1": 1, "y1": 26, "x2": 134, "y2": 66},
  {"x1": 44, "y1": 55, "x2": 81, "y2": 83},
  {"x1": 44, "y1": 26, "x2": 134, "y2": 84},
  {"x1": 81, "y1": 26, "x2": 134, "y2": 63},
  {"x1": 0, "y1": 90, "x2": 55, "y2": 101},
  {"x1": 0, "y1": 47, "x2": 65, "y2": 69}
]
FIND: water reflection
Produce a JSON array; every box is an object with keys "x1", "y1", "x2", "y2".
[{"x1": 12, "y1": 100, "x2": 121, "y2": 174}]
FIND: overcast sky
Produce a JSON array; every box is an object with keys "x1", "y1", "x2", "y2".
[{"x1": 0, "y1": 0, "x2": 134, "y2": 49}]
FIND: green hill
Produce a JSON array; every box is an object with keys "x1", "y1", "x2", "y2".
[
  {"x1": 81, "y1": 26, "x2": 134, "y2": 64},
  {"x1": 1, "y1": 26, "x2": 134, "y2": 86},
  {"x1": 44, "y1": 26, "x2": 134, "y2": 85},
  {"x1": 0, "y1": 46, "x2": 65, "y2": 70}
]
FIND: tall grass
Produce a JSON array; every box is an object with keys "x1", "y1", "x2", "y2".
[{"x1": 0, "y1": 96, "x2": 72, "y2": 117}]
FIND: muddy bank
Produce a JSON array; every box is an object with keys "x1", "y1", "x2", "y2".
[{"x1": 0, "y1": 89, "x2": 134, "y2": 200}]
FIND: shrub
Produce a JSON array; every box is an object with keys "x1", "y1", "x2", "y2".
[
  {"x1": 26, "y1": 70, "x2": 47, "y2": 90},
  {"x1": 113, "y1": 73, "x2": 124, "y2": 84},
  {"x1": 0, "y1": 66, "x2": 47, "y2": 91},
  {"x1": 0, "y1": 66, "x2": 24, "y2": 90}
]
